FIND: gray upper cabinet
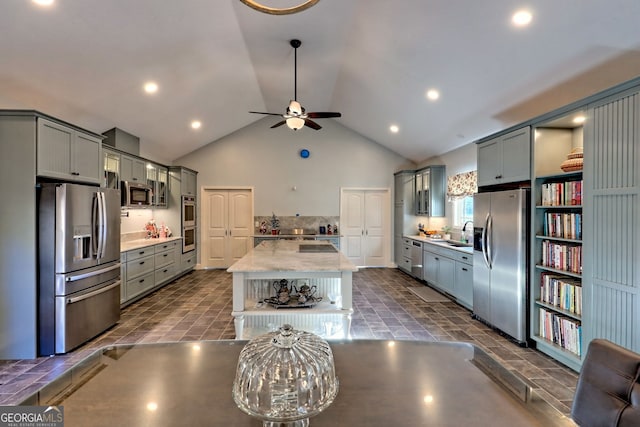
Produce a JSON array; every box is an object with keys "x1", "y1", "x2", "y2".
[
  {"x1": 182, "y1": 168, "x2": 197, "y2": 196},
  {"x1": 415, "y1": 165, "x2": 445, "y2": 216},
  {"x1": 120, "y1": 154, "x2": 146, "y2": 183},
  {"x1": 36, "y1": 118, "x2": 101, "y2": 184},
  {"x1": 477, "y1": 126, "x2": 531, "y2": 187},
  {"x1": 171, "y1": 167, "x2": 197, "y2": 196}
]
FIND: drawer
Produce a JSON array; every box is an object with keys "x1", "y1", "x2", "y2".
[
  {"x1": 402, "y1": 244, "x2": 412, "y2": 258},
  {"x1": 126, "y1": 271, "x2": 155, "y2": 300},
  {"x1": 126, "y1": 247, "x2": 155, "y2": 262},
  {"x1": 182, "y1": 251, "x2": 196, "y2": 271},
  {"x1": 155, "y1": 240, "x2": 179, "y2": 252},
  {"x1": 126, "y1": 254, "x2": 154, "y2": 279},
  {"x1": 399, "y1": 256, "x2": 412, "y2": 272},
  {"x1": 453, "y1": 251, "x2": 473, "y2": 265},
  {"x1": 155, "y1": 250, "x2": 174, "y2": 269},
  {"x1": 155, "y1": 263, "x2": 176, "y2": 285}
]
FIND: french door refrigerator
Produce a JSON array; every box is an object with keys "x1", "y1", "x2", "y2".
[
  {"x1": 38, "y1": 183, "x2": 121, "y2": 355},
  {"x1": 472, "y1": 188, "x2": 529, "y2": 344}
]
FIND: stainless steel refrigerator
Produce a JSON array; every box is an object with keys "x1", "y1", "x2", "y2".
[
  {"x1": 38, "y1": 183, "x2": 121, "y2": 355},
  {"x1": 472, "y1": 188, "x2": 529, "y2": 344}
]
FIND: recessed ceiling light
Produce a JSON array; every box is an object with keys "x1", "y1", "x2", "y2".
[
  {"x1": 512, "y1": 10, "x2": 532, "y2": 27},
  {"x1": 191, "y1": 120, "x2": 202, "y2": 130},
  {"x1": 572, "y1": 116, "x2": 586, "y2": 124},
  {"x1": 143, "y1": 81, "x2": 158, "y2": 94},
  {"x1": 389, "y1": 125, "x2": 399, "y2": 133},
  {"x1": 426, "y1": 89, "x2": 440, "y2": 101},
  {"x1": 32, "y1": 0, "x2": 54, "y2": 6},
  {"x1": 146, "y1": 402, "x2": 158, "y2": 412}
]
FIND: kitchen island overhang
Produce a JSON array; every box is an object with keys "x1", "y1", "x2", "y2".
[{"x1": 227, "y1": 240, "x2": 358, "y2": 339}]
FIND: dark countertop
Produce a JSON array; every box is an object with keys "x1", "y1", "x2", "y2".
[{"x1": 26, "y1": 340, "x2": 574, "y2": 426}]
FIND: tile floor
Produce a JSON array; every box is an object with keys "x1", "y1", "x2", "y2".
[{"x1": 0, "y1": 268, "x2": 579, "y2": 416}]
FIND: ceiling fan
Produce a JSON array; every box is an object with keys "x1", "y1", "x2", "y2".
[{"x1": 249, "y1": 39, "x2": 341, "y2": 131}]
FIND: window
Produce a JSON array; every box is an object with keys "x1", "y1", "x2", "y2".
[{"x1": 453, "y1": 196, "x2": 474, "y2": 228}]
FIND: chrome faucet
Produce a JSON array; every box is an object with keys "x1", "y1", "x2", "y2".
[{"x1": 462, "y1": 221, "x2": 473, "y2": 232}]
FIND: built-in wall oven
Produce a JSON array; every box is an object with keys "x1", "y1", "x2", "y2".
[
  {"x1": 183, "y1": 226, "x2": 195, "y2": 253},
  {"x1": 182, "y1": 196, "x2": 196, "y2": 253},
  {"x1": 182, "y1": 196, "x2": 195, "y2": 227}
]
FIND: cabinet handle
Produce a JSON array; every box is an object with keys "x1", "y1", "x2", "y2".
[
  {"x1": 139, "y1": 261, "x2": 145, "y2": 265},
  {"x1": 163, "y1": 254, "x2": 168, "y2": 257},
  {"x1": 462, "y1": 268, "x2": 468, "y2": 271},
  {"x1": 71, "y1": 172, "x2": 80, "y2": 176},
  {"x1": 462, "y1": 256, "x2": 468, "y2": 260},
  {"x1": 139, "y1": 279, "x2": 145, "y2": 283},
  {"x1": 163, "y1": 269, "x2": 168, "y2": 273},
  {"x1": 139, "y1": 251, "x2": 145, "y2": 255},
  {"x1": 435, "y1": 257, "x2": 439, "y2": 260},
  {"x1": 495, "y1": 174, "x2": 502, "y2": 179}
]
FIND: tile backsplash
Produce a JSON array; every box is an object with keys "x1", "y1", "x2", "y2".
[{"x1": 254, "y1": 216, "x2": 339, "y2": 234}]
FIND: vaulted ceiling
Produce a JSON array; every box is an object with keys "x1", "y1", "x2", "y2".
[{"x1": 2, "y1": 1, "x2": 639, "y2": 164}]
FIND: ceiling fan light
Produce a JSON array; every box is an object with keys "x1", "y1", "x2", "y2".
[
  {"x1": 286, "y1": 117, "x2": 305, "y2": 130},
  {"x1": 288, "y1": 100, "x2": 303, "y2": 115}
]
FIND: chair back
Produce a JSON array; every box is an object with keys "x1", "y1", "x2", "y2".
[{"x1": 571, "y1": 339, "x2": 640, "y2": 426}]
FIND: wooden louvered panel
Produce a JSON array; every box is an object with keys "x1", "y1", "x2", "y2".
[{"x1": 584, "y1": 88, "x2": 640, "y2": 354}]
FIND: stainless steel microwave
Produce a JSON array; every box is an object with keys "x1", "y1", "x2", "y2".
[{"x1": 121, "y1": 181, "x2": 152, "y2": 207}]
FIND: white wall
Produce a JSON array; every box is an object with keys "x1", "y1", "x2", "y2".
[{"x1": 173, "y1": 117, "x2": 414, "y2": 216}]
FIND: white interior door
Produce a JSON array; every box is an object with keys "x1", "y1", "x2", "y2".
[
  {"x1": 202, "y1": 188, "x2": 253, "y2": 268},
  {"x1": 228, "y1": 191, "x2": 252, "y2": 264},
  {"x1": 203, "y1": 191, "x2": 228, "y2": 269},
  {"x1": 342, "y1": 191, "x2": 365, "y2": 266},
  {"x1": 364, "y1": 191, "x2": 387, "y2": 267},
  {"x1": 341, "y1": 189, "x2": 390, "y2": 267}
]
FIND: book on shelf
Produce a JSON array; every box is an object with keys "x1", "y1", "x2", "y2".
[
  {"x1": 541, "y1": 179, "x2": 583, "y2": 206},
  {"x1": 540, "y1": 272, "x2": 582, "y2": 315},
  {"x1": 539, "y1": 307, "x2": 582, "y2": 357},
  {"x1": 542, "y1": 212, "x2": 582, "y2": 239},
  {"x1": 541, "y1": 240, "x2": 582, "y2": 274}
]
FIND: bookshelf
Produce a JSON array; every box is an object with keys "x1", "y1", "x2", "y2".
[{"x1": 532, "y1": 170, "x2": 583, "y2": 371}]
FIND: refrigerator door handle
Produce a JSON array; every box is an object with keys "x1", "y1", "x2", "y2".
[
  {"x1": 95, "y1": 192, "x2": 105, "y2": 260},
  {"x1": 486, "y1": 214, "x2": 494, "y2": 269},
  {"x1": 100, "y1": 192, "x2": 108, "y2": 260},
  {"x1": 65, "y1": 263, "x2": 121, "y2": 282},
  {"x1": 481, "y1": 213, "x2": 491, "y2": 269},
  {"x1": 66, "y1": 280, "x2": 120, "y2": 304}
]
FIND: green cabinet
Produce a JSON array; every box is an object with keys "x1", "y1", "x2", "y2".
[
  {"x1": 477, "y1": 126, "x2": 530, "y2": 187},
  {"x1": 103, "y1": 147, "x2": 121, "y2": 190},
  {"x1": 414, "y1": 165, "x2": 445, "y2": 216},
  {"x1": 146, "y1": 163, "x2": 168, "y2": 208},
  {"x1": 169, "y1": 166, "x2": 198, "y2": 197},
  {"x1": 36, "y1": 117, "x2": 101, "y2": 184},
  {"x1": 120, "y1": 154, "x2": 146, "y2": 183}
]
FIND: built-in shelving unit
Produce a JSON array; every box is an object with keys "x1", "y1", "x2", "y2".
[
  {"x1": 531, "y1": 122, "x2": 584, "y2": 370},
  {"x1": 532, "y1": 171, "x2": 584, "y2": 370}
]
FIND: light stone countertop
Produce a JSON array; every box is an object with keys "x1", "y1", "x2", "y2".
[
  {"x1": 120, "y1": 236, "x2": 182, "y2": 252},
  {"x1": 227, "y1": 239, "x2": 358, "y2": 273},
  {"x1": 404, "y1": 235, "x2": 474, "y2": 254}
]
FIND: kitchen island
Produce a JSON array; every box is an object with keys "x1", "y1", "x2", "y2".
[{"x1": 227, "y1": 240, "x2": 358, "y2": 339}]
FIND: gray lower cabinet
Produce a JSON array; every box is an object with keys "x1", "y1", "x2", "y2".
[
  {"x1": 423, "y1": 243, "x2": 473, "y2": 308},
  {"x1": 182, "y1": 251, "x2": 197, "y2": 272},
  {"x1": 121, "y1": 240, "x2": 184, "y2": 306},
  {"x1": 453, "y1": 253, "x2": 473, "y2": 310},
  {"x1": 399, "y1": 238, "x2": 412, "y2": 274}
]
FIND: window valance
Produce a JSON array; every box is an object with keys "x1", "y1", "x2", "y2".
[{"x1": 447, "y1": 171, "x2": 477, "y2": 201}]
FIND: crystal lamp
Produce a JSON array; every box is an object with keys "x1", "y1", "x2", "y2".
[{"x1": 232, "y1": 324, "x2": 339, "y2": 426}]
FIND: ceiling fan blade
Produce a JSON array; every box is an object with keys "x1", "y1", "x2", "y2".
[
  {"x1": 307, "y1": 112, "x2": 342, "y2": 118},
  {"x1": 249, "y1": 111, "x2": 283, "y2": 116},
  {"x1": 304, "y1": 119, "x2": 322, "y2": 130},
  {"x1": 271, "y1": 120, "x2": 287, "y2": 129}
]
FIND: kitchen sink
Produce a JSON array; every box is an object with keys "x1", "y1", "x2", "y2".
[{"x1": 445, "y1": 241, "x2": 472, "y2": 248}]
